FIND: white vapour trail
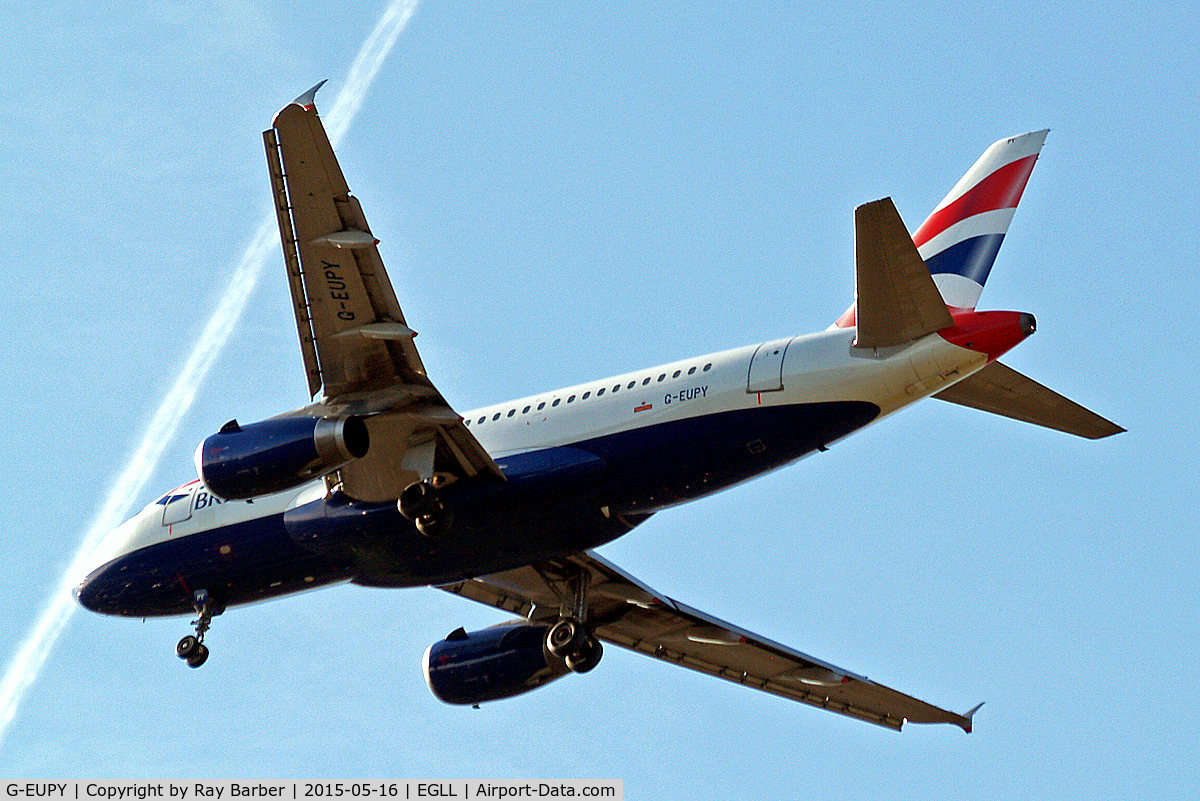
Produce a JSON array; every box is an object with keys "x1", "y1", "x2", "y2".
[{"x1": 0, "y1": 0, "x2": 420, "y2": 752}]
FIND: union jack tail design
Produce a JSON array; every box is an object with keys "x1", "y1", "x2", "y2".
[
  {"x1": 915, "y1": 130, "x2": 1048, "y2": 312},
  {"x1": 834, "y1": 130, "x2": 1048, "y2": 327}
]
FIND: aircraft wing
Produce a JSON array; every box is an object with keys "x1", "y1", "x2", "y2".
[
  {"x1": 263, "y1": 84, "x2": 502, "y2": 501},
  {"x1": 441, "y1": 550, "x2": 979, "y2": 732}
]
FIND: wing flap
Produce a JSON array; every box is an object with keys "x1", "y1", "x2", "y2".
[
  {"x1": 854, "y1": 198, "x2": 954, "y2": 349},
  {"x1": 935, "y1": 361, "x2": 1124, "y2": 439},
  {"x1": 442, "y1": 551, "x2": 974, "y2": 731},
  {"x1": 265, "y1": 127, "x2": 323, "y2": 397}
]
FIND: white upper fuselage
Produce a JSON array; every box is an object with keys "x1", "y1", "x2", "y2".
[{"x1": 465, "y1": 326, "x2": 986, "y2": 458}]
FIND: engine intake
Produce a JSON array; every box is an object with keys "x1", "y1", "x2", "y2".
[
  {"x1": 195, "y1": 416, "x2": 369, "y2": 500},
  {"x1": 423, "y1": 623, "x2": 568, "y2": 706}
]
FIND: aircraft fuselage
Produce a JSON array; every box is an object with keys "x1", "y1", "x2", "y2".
[{"x1": 76, "y1": 323, "x2": 995, "y2": 618}]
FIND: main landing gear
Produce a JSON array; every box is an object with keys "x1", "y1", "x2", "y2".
[
  {"x1": 544, "y1": 570, "x2": 603, "y2": 674},
  {"x1": 398, "y1": 480, "x2": 453, "y2": 537},
  {"x1": 546, "y1": 617, "x2": 603, "y2": 673},
  {"x1": 175, "y1": 589, "x2": 215, "y2": 669}
]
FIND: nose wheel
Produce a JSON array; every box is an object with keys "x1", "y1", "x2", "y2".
[
  {"x1": 176, "y1": 589, "x2": 215, "y2": 668},
  {"x1": 176, "y1": 635, "x2": 209, "y2": 668}
]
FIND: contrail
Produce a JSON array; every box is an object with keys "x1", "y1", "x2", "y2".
[{"x1": 0, "y1": 0, "x2": 420, "y2": 752}]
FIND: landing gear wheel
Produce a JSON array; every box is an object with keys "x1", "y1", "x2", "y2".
[
  {"x1": 566, "y1": 638, "x2": 603, "y2": 674},
  {"x1": 186, "y1": 643, "x2": 210, "y2": 669},
  {"x1": 175, "y1": 588, "x2": 218, "y2": 669},
  {"x1": 401, "y1": 481, "x2": 453, "y2": 537},
  {"x1": 399, "y1": 481, "x2": 438, "y2": 520},
  {"x1": 546, "y1": 617, "x2": 587, "y2": 658},
  {"x1": 176, "y1": 635, "x2": 199, "y2": 660},
  {"x1": 415, "y1": 504, "x2": 452, "y2": 537}
]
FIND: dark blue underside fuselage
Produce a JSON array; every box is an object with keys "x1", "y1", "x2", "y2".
[{"x1": 77, "y1": 400, "x2": 878, "y2": 617}]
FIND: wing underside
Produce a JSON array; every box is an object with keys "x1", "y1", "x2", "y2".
[
  {"x1": 264, "y1": 85, "x2": 501, "y2": 500},
  {"x1": 935, "y1": 360, "x2": 1124, "y2": 439},
  {"x1": 442, "y1": 551, "x2": 977, "y2": 732}
]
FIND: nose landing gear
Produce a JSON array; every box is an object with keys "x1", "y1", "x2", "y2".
[{"x1": 175, "y1": 589, "x2": 216, "y2": 668}]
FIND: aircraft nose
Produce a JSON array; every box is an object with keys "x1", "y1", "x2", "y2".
[
  {"x1": 74, "y1": 568, "x2": 104, "y2": 613},
  {"x1": 73, "y1": 513, "x2": 145, "y2": 614}
]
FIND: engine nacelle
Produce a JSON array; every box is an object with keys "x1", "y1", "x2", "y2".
[
  {"x1": 422, "y1": 623, "x2": 569, "y2": 706},
  {"x1": 195, "y1": 416, "x2": 369, "y2": 500}
]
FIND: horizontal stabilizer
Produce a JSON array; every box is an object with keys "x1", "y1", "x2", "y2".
[
  {"x1": 934, "y1": 361, "x2": 1124, "y2": 439},
  {"x1": 853, "y1": 198, "x2": 954, "y2": 349}
]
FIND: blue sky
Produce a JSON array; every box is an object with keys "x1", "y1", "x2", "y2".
[{"x1": 2, "y1": 1, "x2": 1197, "y2": 796}]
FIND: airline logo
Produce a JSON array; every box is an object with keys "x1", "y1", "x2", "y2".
[
  {"x1": 914, "y1": 130, "x2": 1048, "y2": 311},
  {"x1": 831, "y1": 130, "x2": 1049, "y2": 330}
]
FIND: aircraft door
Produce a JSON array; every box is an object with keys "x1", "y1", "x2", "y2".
[{"x1": 746, "y1": 337, "x2": 794, "y2": 393}]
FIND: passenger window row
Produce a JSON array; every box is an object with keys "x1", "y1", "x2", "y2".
[{"x1": 464, "y1": 362, "x2": 713, "y2": 427}]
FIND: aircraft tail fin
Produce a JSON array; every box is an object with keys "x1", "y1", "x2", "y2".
[
  {"x1": 915, "y1": 130, "x2": 1048, "y2": 312},
  {"x1": 934, "y1": 361, "x2": 1124, "y2": 439},
  {"x1": 834, "y1": 130, "x2": 1048, "y2": 328}
]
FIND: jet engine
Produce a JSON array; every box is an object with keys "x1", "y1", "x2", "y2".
[
  {"x1": 195, "y1": 416, "x2": 369, "y2": 500},
  {"x1": 422, "y1": 623, "x2": 570, "y2": 706}
]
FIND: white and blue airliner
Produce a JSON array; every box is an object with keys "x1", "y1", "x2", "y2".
[{"x1": 75, "y1": 85, "x2": 1121, "y2": 732}]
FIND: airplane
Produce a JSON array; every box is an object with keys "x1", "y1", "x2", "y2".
[{"x1": 75, "y1": 83, "x2": 1122, "y2": 732}]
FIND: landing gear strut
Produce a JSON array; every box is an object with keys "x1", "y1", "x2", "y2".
[
  {"x1": 398, "y1": 480, "x2": 453, "y2": 537},
  {"x1": 176, "y1": 589, "x2": 214, "y2": 669},
  {"x1": 544, "y1": 571, "x2": 603, "y2": 674}
]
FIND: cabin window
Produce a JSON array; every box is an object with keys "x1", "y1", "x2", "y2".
[
  {"x1": 627, "y1": 381, "x2": 635, "y2": 389},
  {"x1": 507, "y1": 409, "x2": 515, "y2": 417},
  {"x1": 552, "y1": 399, "x2": 561, "y2": 407},
  {"x1": 582, "y1": 391, "x2": 591, "y2": 400},
  {"x1": 492, "y1": 413, "x2": 501, "y2": 421},
  {"x1": 657, "y1": 373, "x2": 666, "y2": 382},
  {"x1": 672, "y1": 370, "x2": 681, "y2": 378},
  {"x1": 537, "y1": 402, "x2": 546, "y2": 411},
  {"x1": 597, "y1": 388, "x2": 605, "y2": 397},
  {"x1": 477, "y1": 416, "x2": 486, "y2": 424},
  {"x1": 522, "y1": 405, "x2": 531, "y2": 414},
  {"x1": 642, "y1": 377, "x2": 651, "y2": 386},
  {"x1": 688, "y1": 366, "x2": 697, "y2": 375},
  {"x1": 567, "y1": 395, "x2": 576, "y2": 403},
  {"x1": 703, "y1": 363, "x2": 712, "y2": 371}
]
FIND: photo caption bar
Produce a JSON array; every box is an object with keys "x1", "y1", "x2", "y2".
[{"x1": 2, "y1": 783, "x2": 621, "y2": 801}]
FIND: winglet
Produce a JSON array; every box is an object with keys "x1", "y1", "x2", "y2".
[
  {"x1": 293, "y1": 79, "x2": 328, "y2": 112},
  {"x1": 270, "y1": 81, "x2": 329, "y2": 129},
  {"x1": 960, "y1": 702, "x2": 985, "y2": 733}
]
